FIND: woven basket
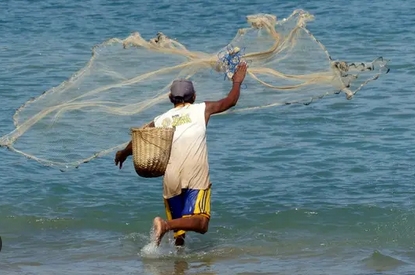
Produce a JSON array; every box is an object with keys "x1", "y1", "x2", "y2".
[{"x1": 130, "y1": 125, "x2": 175, "y2": 178}]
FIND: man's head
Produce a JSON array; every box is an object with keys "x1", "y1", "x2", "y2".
[{"x1": 169, "y1": 79, "x2": 196, "y2": 105}]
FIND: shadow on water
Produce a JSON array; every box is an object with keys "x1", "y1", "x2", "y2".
[
  {"x1": 135, "y1": 230, "x2": 252, "y2": 275},
  {"x1": 138, "y1": 244, "x2": 213, "y2": 275},
  {"x1": 142, "y1": 258, "x2": 216, "y2": 275}
]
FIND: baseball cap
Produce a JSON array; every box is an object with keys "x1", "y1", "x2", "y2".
[{"x1": 170, "y1": 79, "x2": 195, "y2": 98}]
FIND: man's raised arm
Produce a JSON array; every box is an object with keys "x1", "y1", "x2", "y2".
[{"x1": 204, "y1": 62, "x2": 248, "y2": 124}]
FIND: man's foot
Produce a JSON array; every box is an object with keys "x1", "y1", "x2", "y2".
[
  {"x1": 175, "y1": 236, "x2": 185, "y2": 254},
  {"x1": 175, "y1": 235, "x2": 185, "y2": 247},
  {"x1": 152, "y1": 217, "x2": 168, "y2": 246}
]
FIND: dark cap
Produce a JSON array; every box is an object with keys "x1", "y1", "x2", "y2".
[{"x1": 170, "y1": 79, "x2": 195, "y2": 98}]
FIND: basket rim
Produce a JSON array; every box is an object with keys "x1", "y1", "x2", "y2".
[
  {"x1": 130, "y1": 126, "x2": 175, "y2": 133},
  {"x1": 130, "y1": 126, "x2": 175, "y2": 129}
]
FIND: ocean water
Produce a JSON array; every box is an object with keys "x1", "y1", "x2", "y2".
[{"x1": 0, "y1": 0, "x2": 414, "y2": 274}]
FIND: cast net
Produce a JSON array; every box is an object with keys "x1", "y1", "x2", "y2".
[{"x1": 0, "y1": 10, "x2": 389, "y2": 170}]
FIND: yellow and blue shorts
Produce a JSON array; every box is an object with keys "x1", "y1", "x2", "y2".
[{"x1": 164, "y1": 186, "x2": 211, "y2": 238}]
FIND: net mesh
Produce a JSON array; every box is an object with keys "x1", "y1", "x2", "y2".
[{"x1": 0, "y1": 10, "x2": 389, "y2": 170}]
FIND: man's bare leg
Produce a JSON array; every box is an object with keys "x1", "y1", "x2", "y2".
[
  {"x1": 175, "y1": 234, "x2": 185, "y2": 246},
  {"x1": 153, "y1": 215, "x2": 209, "y2": 246}
]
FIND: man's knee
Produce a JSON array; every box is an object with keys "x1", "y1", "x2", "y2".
[{"x1": 199, "y1": 216, "x2": 209, "y2": 234}]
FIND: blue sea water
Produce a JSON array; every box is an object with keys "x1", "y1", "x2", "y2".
[{"x1": 0, "y1": 0, "x2": 414, "y2": 274}]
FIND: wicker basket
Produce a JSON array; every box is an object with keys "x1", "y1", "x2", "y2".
[{"x1": 130, "y1": 125, "x2": 175, "y2": 178}]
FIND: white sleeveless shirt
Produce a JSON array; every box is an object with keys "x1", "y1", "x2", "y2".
[{"x1": 154, "y1": 102, "x2": 210, "y2": 199}]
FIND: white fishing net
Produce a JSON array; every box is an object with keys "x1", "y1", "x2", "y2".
[{"x1": 0, "y1": 10, "x2": 389, "y2": 170}]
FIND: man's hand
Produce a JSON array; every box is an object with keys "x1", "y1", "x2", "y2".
[
  {"x1": 232, "y1": 62, "x2": 248, "y2": 84},
  {"x1": 204, "y1": 61, "x2": 248, "y2": 122},
  {"x1": 115, "y1": 150, "x2": 128, "y2": 169}
]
